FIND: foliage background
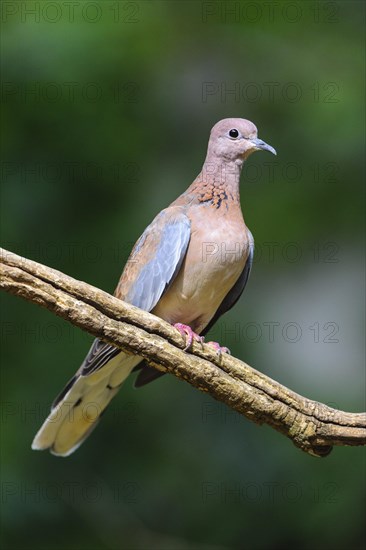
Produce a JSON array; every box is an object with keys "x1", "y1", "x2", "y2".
[{"x1": 1, "y1": 1, "x2": 365, "y2": 549}]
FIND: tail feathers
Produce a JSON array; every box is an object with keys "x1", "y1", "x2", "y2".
[
  {"x1": 32, "y1": 353, "x2": 141, "y2": 456},
  {"x1": 134, "y1": 361, "x2": 166, "y2": 387}
]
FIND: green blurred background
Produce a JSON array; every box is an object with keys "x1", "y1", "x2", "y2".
[{"x1": 1, "y1": 1, "x2": 365, "y2": 549}]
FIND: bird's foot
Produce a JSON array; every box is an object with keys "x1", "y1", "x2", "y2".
[
  {"x1": 173, "y1": 323, "x2": 204, "y2": 351},
  {"x1": 206, "y1": 341, "x2": 231, "y2": 357}
]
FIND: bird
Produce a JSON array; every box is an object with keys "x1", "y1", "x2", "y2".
[{"x1": 32, "y1": 118, "x2": 276, "y2": 456}]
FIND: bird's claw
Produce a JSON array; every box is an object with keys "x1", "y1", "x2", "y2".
[
  {"x1": 173, "y1": 323, "x2": 204, "y2": 351},
  {"x1": 173, "y1": 324, "x2": 230, "y2": 356},
  {"x1": 206, "y1": 341, "x2": 231, "y2": 357}
]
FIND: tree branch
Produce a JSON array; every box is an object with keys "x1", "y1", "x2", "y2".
[{"x1": 1, "y1": 247, "x2": 365, "y2": 458}]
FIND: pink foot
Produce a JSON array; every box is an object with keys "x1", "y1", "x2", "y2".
[
  {"x1": 173, "y1": 323, "x2": 204, "y2": 351},
  {"x1": 206, "y1": 341, "x2": 231, "y2": 356}
]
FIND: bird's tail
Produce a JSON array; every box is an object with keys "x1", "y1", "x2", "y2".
[{"x1": 32, "y1": 353, "x2": 141, "y2": 456}]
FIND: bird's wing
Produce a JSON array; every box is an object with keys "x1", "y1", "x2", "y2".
[
  {"x1": 134, "y1": 230, "x2": 254, "y2": 388},
  {"x1": 32, "y1": 207, "x2": 191, "y2": 455},
  {"x1": 115, "y1": 207, "x2": 191, "y2": 312},
  {"x1": 79, "y1": 207, "x2": 191, "y2": 379}
]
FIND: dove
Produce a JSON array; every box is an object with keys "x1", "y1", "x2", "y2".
[{"x1": 32, "y1": 118, "x2": 276, "y2": 456}]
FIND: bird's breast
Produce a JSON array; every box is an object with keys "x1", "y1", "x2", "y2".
[{"x1": 153, "y1": 204, "x2": 251, "y2": 332}]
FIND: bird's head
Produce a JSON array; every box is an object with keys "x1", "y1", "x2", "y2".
[{"x1": 207, "y1": 118, "x2": 276, "y2": 163}]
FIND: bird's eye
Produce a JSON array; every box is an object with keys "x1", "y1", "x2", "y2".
[{"x1": 229, "y1": 129, "x2": 239, "y2": 138}]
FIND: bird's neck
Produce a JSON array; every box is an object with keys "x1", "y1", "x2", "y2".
[{"x1": 190, "y1": 155, "x2": 244, "y2": 206}]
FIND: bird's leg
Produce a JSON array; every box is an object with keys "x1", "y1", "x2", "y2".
[
  {"x1": 173, "y1": 323, "x2": 204, "y2": 351},
  {"x1": 205, "y1": 341, "x2": 231, "y2": 357}
]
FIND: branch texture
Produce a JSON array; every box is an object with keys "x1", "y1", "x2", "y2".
[{"x1": 1, "y1": 247, "x2": 365, "y2": 458}]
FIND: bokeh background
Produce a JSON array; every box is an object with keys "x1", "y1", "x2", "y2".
[{"x1": 1, "y1": 1, "x2": 365, "y2": 549}]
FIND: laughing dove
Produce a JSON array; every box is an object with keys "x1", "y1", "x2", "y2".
[{"x1": 32, "y1": 118, "x2": 276, "y2": 456}]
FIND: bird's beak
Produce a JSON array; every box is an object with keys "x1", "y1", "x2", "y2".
[{"x1": 250, "y1": 138, "x2": 277, "y2": 156}]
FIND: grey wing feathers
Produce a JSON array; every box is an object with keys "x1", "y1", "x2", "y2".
[
  {"x1": 79, "y1": 210, "x2": 191, "y2": 379},
  {"x1": 125, "y1": 213, "x2": 191, "y2": 311}
]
